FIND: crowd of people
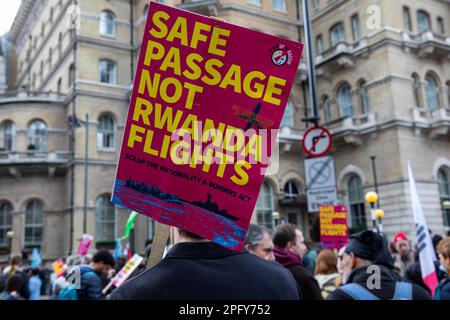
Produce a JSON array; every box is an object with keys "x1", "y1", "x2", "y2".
[{"x1": 0, "y1": 224, "x2": 449, "y2": 300}]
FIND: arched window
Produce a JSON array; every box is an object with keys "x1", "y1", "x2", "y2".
[
  {"x1": 338, "y1": 83, "x2": 354, "y2": 118},
  {"x1": 99, "y1": 60, "x2": 116, "y2": 84},
  {"x1": 412, "y1": 73, "x2": 421, "y2": 108},
  {"x1": 100, "y1": 10, "x2": 116, "y2": 37},
  {"x1": 0, "y1": 121, "x2": 16, "y2": 151},
  {"x1": 417, "y1": 10, "x2": 431, "y2": 33},
  {"x1": 425, "y1": 73, "x2": 440, "y2": 111},
  {"x1": 98, "y1": 115, "x2": 115, "y2": 149},
  {"x1": 438, "y1": 169, "x2": 450, "y2": 227},
  {"x1": 322, "y1": 96, "x2": 331, "y2": 123},
  {"x1": 256, "y1": 182, "x2": 274, "y2": 230},
  {"x1": 347, "y1": 176, "x2": 366, "y2": 232},
  {"x1": 24, "y1": 200, "x2": 44, "y2": 247},
  {"x1": 280, "y1": 100, "x2": 294, "y2": 127},
  {"x1": 0, "y1": 201, "x2": 13, "y2": 247},
  {"x1": 330, "y1": 22, "x2": 345, "y2": 47},
  {"x1": 284, "y1": 181, "x2": 299, "y2": 198},
  {"x1": 95, "y1": 195, "x2": 115, "y2": 242},
  {"x1": 28, "y1": 120, "x2": 47, "y2": 152},
  {"x1": 358, "y1": 80, "x2": 370, "y2": 114}
]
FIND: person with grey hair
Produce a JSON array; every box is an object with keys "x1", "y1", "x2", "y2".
[{"x1": 244, "y1": 224, "x2": 275, "y2": 261}]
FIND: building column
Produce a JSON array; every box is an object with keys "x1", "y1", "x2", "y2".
[{"x1": 11, "y1": 210, "x2": 23, "y2": 256}]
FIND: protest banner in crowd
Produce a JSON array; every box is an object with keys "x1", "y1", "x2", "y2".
[
  {"x1": 112, "y1": 2, "x2": 303, "y2": 251},
  {"x1": 319, "y1": 205, "x2": 348, "y2": 249},
  {"x1": 77, "y1": 234, "x2": 93, "y2": 256},
  {"x1": 52, "y1": 259, "x2": 66, "y2": 277},
  {"x1": 103, "y1": 254, "x2": 144, "y2": 294}
]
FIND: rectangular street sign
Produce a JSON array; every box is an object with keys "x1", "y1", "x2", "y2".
[{"x1": 305, "y1": 156, "x2": 338, "y2": 212}]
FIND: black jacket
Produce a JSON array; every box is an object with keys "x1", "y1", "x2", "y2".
[
  {"x1": 286, "y1": 265, "x2": 323, "y2": 300},
  {"x1": 109, "y1": 242, "x2": 301, "y2": 300},
  {"x1": 76, "y1": 266, "x2": 105, "y2": 300},
  {"x1": 327, "y1": 265, "x2": 431, "y2": 300}
]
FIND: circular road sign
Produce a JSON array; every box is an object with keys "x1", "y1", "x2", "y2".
[{"x1": 302, "y1": 126, "x2": 332, "y2": 157}]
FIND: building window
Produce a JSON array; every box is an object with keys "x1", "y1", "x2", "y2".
[
  {"x1": 247, "y1": 0, "x2": 262, "y2": 5},
  {"x1": 280, "y1": 100, "x2": 294, "y2": 127},
  {"x1": 272, "y1": 0, "x2": 286, "y2": 12},
  {"x1": 95, "y1": 195, "x2": 115, "y2": 242},
  {"x1": 58, "y1": 32, "x2": 63, "y2": 57},
  {"x1": 417, "y1": 10, "x2": 431, "y2": 33},
  {"x1": 143, "y1": 4, "x2": 149, "y2": 15},
  {"x1": 0, "y1": 121, "x2": 16, "y2": 151},
  {"x1": 313, "y1": 0, "x2": 320, "y2": 10},
  {"x1": 425, "y1": 73, "x2": 440, "y2": 111},
  {"x1": 50, "y1": 7, "x2": 54, "y2": 22},
  {"x1": 347, "y1": 176, "x2": 366, "y2": 232},
  {"x1": 284, "y1": 181, "x2": 299, "y2": 198},
  {"x1": 437, "y1": 17, "x2": 445, "y2": 34},
  {"x1": 351, "y1": 14, "x2": 361, "y2": 42},
  {"x1": 338, "y1": 83, "x2": 354, "y2": 118},
  {"x1": 99, "y1": 60, "x2": 116, "y2": 84},
  {"x1": 412, "y1": 73, "x2": 421, "y2": 108},
  {"x1": 330, "y1": 23, "x2": 345, "y2": 47},
  {"x1": 39, "y1": 60, "x2": 44, "y2": 81},
  {"x1": 49, "y1": 47, "x2": 53, "y2": 68},
  {"x1": 256, "y1": 182, "x2": 274, "y2": 230},
  {"x1": 438, "y1": 169, "x2": 450, "y2": 227},
  {"x1": 41, "y1": 22, "x2": 45, "y2": 37},
  {"x1": 403, "y1": 7, "x2": 412, "y2": 32},
  {"x1": 0, "y1": 202, "x2": 12, "y2": 247},
  {"x1": 97, "y1": 115, "x2": 115, "y2": 149},
  {"x1": 359, "y1": 80, "x2": 370, "y2": 114},
  {"x1": 323, "y1": 97, "x2": 331, "y2": 123},
  {"x1": 24, "y1": 200, "x2": 44, "y2": 247},
  {"x1": 57, "y1": 78, "x2": 62, "y2": 94},
  {"x1": 28, "y1": 120, "x2": 47, "y2": 152},
  {"x1": 447, "y1": 81, "x2": 450, "y2": 107},
  {"x1": 100, "y1": 10, "x2": 116, "y2": 37},
  {"x1": 68, "y1": 64, "x2": 75, "y2": 88},
  {"x1": 316, "y1": 34, "x2": 324, "y2": 54}
]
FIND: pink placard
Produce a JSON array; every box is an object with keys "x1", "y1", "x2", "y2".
[
  {"x1": 77, "y1": 234, "x2": 93, "y2": 256},
  {"x1": 112, "y1": 2, "x2": 303, "y2": 251},
  {"x1": 319, "y1": 205, "x2": 349, "y2": 249}
]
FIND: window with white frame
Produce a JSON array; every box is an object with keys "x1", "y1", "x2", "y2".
[
  {"x1": 247, "y1": 0, "x2": 262, "y2": 5},
  {"x1": 272, "y1": 0, "x2": 286, "y2": 12},
  {"x1": 95, "y1": 195, "x2": 115, "y2": 242},
  {"x1": 99, "y1": 60, "x2": 116, "y2": 84},
  {"x1": 437, "y1": 17, "x2": 445, "y2": 34},
  {"x1": 359, "y1": 80, "x2": 370, "y2": 114},
  {"x1": 323, "y1": 97, "x2": 331, "y2": 123},
  {"x1": 403, "y1": 7, "x2": 412, "y2": 32},
  {"x1": 24, "y1": 200, "x2": 44, "y2": 247},
  {"x1": 338, "y1": 83, "x2": 354, "y2": 118},
  {"x1": 256, "y1": 182, "x2": 274, "y2": 230},
  {"x1": 438, "y1": 168, "x2": 450, "y2": 227},
  {"x1": 417, "y1": 10, "x2": 431, "y2": 33},
  {"x1": 425, "y1": 73, "x2": 440, "y2": 111},
  {"x1": 351, "y1": 14, "x2": 361, "y2": 42},
  {"x1": 100, "y1": 10, "x2": 116, "y2": 37},
  {"x1": 0, "y1": 202, "x2": 12, "y2": 247},
  {"x1": 347, "y1": 176, "x2": 366, "y2": 232},
  {"x1": 97, "y1": 115, "x2": 115, "y2": 149},
  {"x1": 316, "y1": 34, "x2": 324, "y2": 54},
  {"x1": 28, "y1": 120, "x2": 47, "y2": 152},
  {"x1": 412, "y1": 74, "x2": 421, "y2": 108},
  {"x1": 280, "y1": 100, "x2": 295, "y2": 127},
  {"x1": 0, "y1": 121, "x2": 16, "y2": 151},
  {"x1": 284, "y1": 181, "x2": 299, "y2": 198},
  {"x1": 330, "y1": 23, "x2": 345, "y2": 47}
]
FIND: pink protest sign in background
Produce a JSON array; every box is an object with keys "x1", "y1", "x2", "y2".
[
  {"x1": 112, "y1": 2, "x2": 303, "y2": 251},
  {"x1": 319, "y1": 205, "x2": 349, "y2": 249}
]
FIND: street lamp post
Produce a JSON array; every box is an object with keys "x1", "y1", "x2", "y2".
[
  {"x1": 370, "y1": 156, "x2": 380, "y2": 207},
  {"x1": 365, "y1": 191, "x2": 379, "y2": 233},
  {"x1": 375, "y1": 209, "x2": 385, "y2": 234},
  {"x1": 83, "y1": 113, "x2": 88, "y2": 234}
]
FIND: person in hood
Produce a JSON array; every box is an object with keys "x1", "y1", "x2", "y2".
[
  {"x1": 273, "y1": 224, "x2": 322, "y2": 300},
  {"x1": 392, "y1": 232, "x2": 415, "y2": 278},
  {"x1": 328, "y1": 230, "x2": 431, "y2": 300},
  {"x1": 315, "y1": 249, "x2": 341, "y2": 298},
  {"x1": 74, "y1": 250, "x2": 115, "y2": 300}
]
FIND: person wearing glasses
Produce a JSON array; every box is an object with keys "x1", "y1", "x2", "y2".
[{"x1": 328, "y1": 230, "x2": 431, "y2": 300}]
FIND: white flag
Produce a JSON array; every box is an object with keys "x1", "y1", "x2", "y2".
[{"x1": 408, "y1": 161, "x2": 438, "y2": 296}]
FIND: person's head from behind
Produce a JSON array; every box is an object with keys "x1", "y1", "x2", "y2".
[
  {"x1": 315, "y1": 249, "x2": 338, "y2": 275},
  {"x1": 244, "y1": 224, "x2": 275, "y2": 261},
  {"x1": 176, "y1": 228, "x2": 208, "y2": 243},
  {"x1": 91, "y1": 250, "x2": 115, "y2": 276},
  {"x1": 116, "y1": 256, "x2": 127, "y2": 269},
  {"x1": 437, "y1": 237, "x2": 450, "y2": 274},
  {"x1": 393, "y1": 232, "x2": 410, "y2": 258},
  {"x1": 341, "y1": 230, "x2": 391, "y2": 283},
  {"x1": 273, "y1": 224, "x2": 307, "y2": 258},
  {"x1": 6, "y1": 274, "x2": 23, "y2": 294},
  {"x1": 10, "y1": 255, "x2": 22, "y2": 267}
]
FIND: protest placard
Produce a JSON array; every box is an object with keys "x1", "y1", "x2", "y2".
[
  {"x1": 319, "y1": 205, "x2": 349, "y2": 249},
  {"x1": 112, "y1": 2, "x2": 303, "y2": 251},
  {"x1": 103, "y1": 254, "x2": 144, "y2": 294},
  {"x1": 52, "y1": 259, "x2": 66, "y2": 277},
  {"x1": 77, "y1": 234, "x2": 93, "y2": 256}
]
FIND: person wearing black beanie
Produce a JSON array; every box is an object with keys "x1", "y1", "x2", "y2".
[{"x1": 328, "y1": 230, "x2": 431, "y2": 300}]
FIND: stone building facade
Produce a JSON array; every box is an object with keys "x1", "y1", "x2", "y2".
[{"x1": 0, "y1": 0, "x2": 449, "y2": 261}]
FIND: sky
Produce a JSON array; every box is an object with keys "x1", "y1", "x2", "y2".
[{"x1": 0, "y1": 0, "x2": 22, "y2": 37}]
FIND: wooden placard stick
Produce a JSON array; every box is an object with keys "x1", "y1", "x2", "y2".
[{"x1": 146, "y1": 221, "x2": 170, "y2": 269}]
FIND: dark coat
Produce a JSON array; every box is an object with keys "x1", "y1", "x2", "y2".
[
  {"x1": 435, "y1": 277, "x2": 450, "y2": 300},
  {"x1": 76, "y1": 266, "x2": 105, "y2": 300},
  {"x1": 327, "y1": 265, "x2": 432, "y2": 300},
  {"x1": 109, "y1": 242, "x2": 301, "y2": 300},
  {"x1": 405, "y1": 260, "x2": 445, "y2": 295}
]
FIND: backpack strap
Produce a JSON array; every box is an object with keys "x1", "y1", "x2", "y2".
[
  {"x1": 339, "y1": 283, "x2": 380, "y2": 300},
  {"x1": 393, "y1": 282, "x2": 412, "y2": 300}
]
